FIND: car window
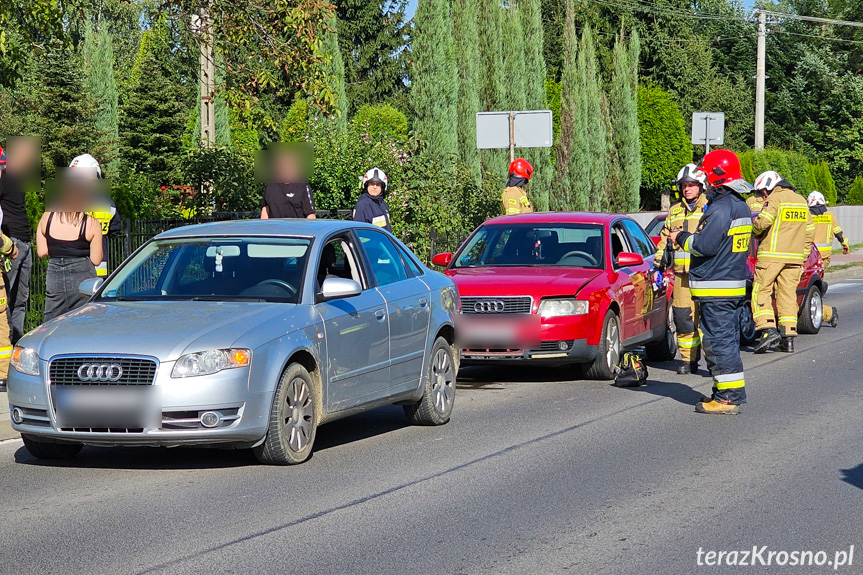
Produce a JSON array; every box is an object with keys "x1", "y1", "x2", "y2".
[
  {"x1": 610, "y1": 224, "x2": 630, "y2": 263},
  {"x1": 317, "y1": 236, "x2": 363, "y2": 290},
  {"x1": 453, "y1": 223, "x2": 604, "y2": 269},
  {"x1": 621, "y1": 219, "x2": 656, "y2": 258},
  {"x1": 395, "y1": 243, "x2": 424, "y2": 276},
  {"x1": 644, "y1": 216, "x2": 665, "y2": 237},
  {"x1": 356, "y1": 229, "x2": 409, "y2": 286},
  {"x1": 99, "y1": 237, "x2": 310, "y2": 303}
]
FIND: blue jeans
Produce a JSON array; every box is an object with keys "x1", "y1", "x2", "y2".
[
  {"x1": 3, "y1": 239, "x2": 31, "y2": 343},
  {"x1": 44, "y1": 257, "x2": 96, "y2": 322}
]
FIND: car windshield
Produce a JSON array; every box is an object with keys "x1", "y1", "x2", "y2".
[
  {"x1": 645, "y1": 216, "x2": 665, "y2": 236},
  {"x1": 453, "y1": 223, "x2": 605, "y2": 269},
  {"x1": 98, "y1": 237, "x2": 311, "y2": 303}
]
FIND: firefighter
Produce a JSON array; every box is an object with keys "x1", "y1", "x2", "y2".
[
  {"x1": 808, "y1": 190, "x2": 848, "y2": 327},
  {"x1": 746, "y1": 187, "x2": 767, "y2": 212},
  {"x1": 652, "y1": 163, "x2": 708, "y2": 375},
  {"x1": 501, "y1": 158, "x2": 534, "y2": 216},
  {"x1": 69, "y1": 154, "x2": 121, "y2": 278},
  {"x1": 0, "y1": 231, "x2": 19, "y2": 392},
  {"x1": 750, "y1": 171, "x2": 815, "y2": 354},
  {"x1": 669, "y1": 150, "x2": 752, "y2": 415}
]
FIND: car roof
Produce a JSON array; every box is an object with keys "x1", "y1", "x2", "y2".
[
  {"x1": 153, "y1": 219, "x2": 377, "y2": 240},
  {"x1": 482, "y1": 212, "x2": 627, "y2": 226}
]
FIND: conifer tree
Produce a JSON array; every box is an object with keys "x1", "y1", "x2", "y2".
[
  {"x1": 410, "y1": 0, "x2": 458, "y2": 175},
  {"x1": 553, "y1": 0, "x2": 580, "y2": 210},
  {"x1": 320, "y1": 15, "x2": 349, "y2": 131},
  {"x1": 579, "y1": 26, "x2": 607, "y2": 212},
  {"x1": 609, "y1": 29, "x2": 641, "y2": 212},
  {"x1": 452, "y1": 0, "x2": 482, "y2": 186},
  {"x1": 502, "y1": 6, "x2": 526, "y2": 111},
  {"x1": 520, "y1": 0, "x2": 550, "y2": 211},
  {"x1": 83, "y1": 19, "x2": 120, "y2": 176},
  {"x1": 120, "y1": 24, "x2": 192, "y2": 181},
  {"x1": 477, "y1": 0, "x2": 507, "y2": 179}
]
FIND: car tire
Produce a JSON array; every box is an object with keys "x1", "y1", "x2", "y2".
[
  {"x1": 404, "y1": 337, "x2": 456, "y2": 426},
  {"x1": 21, "y1": 435, "x2": 82, "y2": 459},
  {"x1": 646, "y1": 305, "x2": 677, "y2": 362},
  {"x1": 797, "y1": 283, "x2": 823, "y2": 335},
  {"x1": 739, "y1": 301, "x2": 757, "y2": 346},
  {"x1": 254, "y1": 363, "x2": 318, "y2": 465},
  {"x1": 584, "y1": 311, "x2": 621, "y2": 380}
]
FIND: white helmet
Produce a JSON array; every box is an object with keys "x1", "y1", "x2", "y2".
[
  {"x1": 69, "y1": 153, "x2": 102, "y2": 178},
  {"x1": 754, "y1": 170, "x2": 782, "y2": 193},
  {"x1": 361, "y1": 167, "x2": 388, "y2": 192},
  {"x1": 807, "y1": 190, "x2": 827, "y2": 207},
  {"x1": 676, "y1": 163, "x2": 706, "y2": 188}
]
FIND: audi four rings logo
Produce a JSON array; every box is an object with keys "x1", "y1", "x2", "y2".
[
  {"x1": 77, "y1": 364, "x2": 124, "y2": 382},
  {"x1": 474, "y1": 300, "x2": 506, "y2": 313}
]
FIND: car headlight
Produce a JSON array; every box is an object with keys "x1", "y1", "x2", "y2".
[
  {"x1": 11, "y1": 346, "x2": 40, "y2": 376},
  {"x1": 171, "y1": 348, "x2": 251, "y2": 378},
  {"x1": 538, "y1": 298, "x2": 589, "y2": 318}
]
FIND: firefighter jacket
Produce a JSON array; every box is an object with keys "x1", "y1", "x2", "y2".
[
  {"x1": 86, "y1": 200, "x2": 121, "y2": 277},
  {"x1": 0, "y1": 230, "x2": 15, "y2": 273},
  {"x1": 501, "y1": 186, "x2": 533, "y2": 216},
  {"x1": 653, "y1": 193, "x2": 707, "y2": 274},
  {"x1": 676, "y1": 188, "x2": 752, "y2": 301},
  {"x1": 751, "y1": 185, "x2": 814, "y2": 264},
  {"x1": 746, "y1": 195, "x2": 765, "y2": 212},
  {"x1": 809, "y1": 205, "x2": 848, "y2": 257}
]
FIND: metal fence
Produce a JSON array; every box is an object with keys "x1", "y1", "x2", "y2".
[{"x1": 23, "y1": 209, "x2": 354, "y2": 333}]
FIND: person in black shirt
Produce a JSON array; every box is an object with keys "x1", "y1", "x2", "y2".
[
  {"x1": 1, "y1": 137, "x2": 38, "y2": 343},
  {"x1": 352, "y1": 167, "x2": 392, "y2": 232},
  {"x1": 259, "y1": 145, "x2": 316, "y2": 219}
]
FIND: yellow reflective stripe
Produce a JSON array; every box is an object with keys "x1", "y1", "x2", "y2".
[
  {"x1": 757, "y1": 251, "x2": 806, "y2": 260},
  {"x1": 678, "y1": 337, "x2": 701, "y2": 348},
  {"x1": 0, "y1": 347, "x2": 12, "y2": 358},
  {"x1": 715, "y1": 378, "x2": 745, "y2": 390},
  {"x1": 727, "y1": 225, "x2": 753, "y2": 236},
  {"x1": 715, "y1": 372, "x2": 745, "y2": 390},
  {"x1": 758, "y1": 211, "x2": 776, "y2": 223},
  {"x1": 753, "y1": 310, "x2": 774, "y2": 318},
  {"x1": 778, "y1": 316, "x2": 797, "y2": 324}
]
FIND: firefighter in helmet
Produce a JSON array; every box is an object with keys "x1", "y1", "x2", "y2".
[
  {"x1": 501, "y1": 158, "x2": 534, "y2": 216},
  {"x1": 807, "y1": 190, "x2": 847, "y2": 328}
]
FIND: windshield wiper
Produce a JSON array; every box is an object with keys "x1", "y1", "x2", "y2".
[{"x1": 189, "y1": 296, "x2": 268, "y2": 302}]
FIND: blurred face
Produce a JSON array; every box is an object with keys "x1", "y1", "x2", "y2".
[
  {"x1": 367, "y1": 182, "x2": 383, "y2": 196},
  {"x1": 681, "y1": 181, "x2": 700, "y2": 201},
  {"x1": 7, "y1": 136, "x2": 40, "y2": 176}
]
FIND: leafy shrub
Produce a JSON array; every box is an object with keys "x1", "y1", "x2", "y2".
[
  {"x1": 637, "y1": 84, "x2": 692, "y2": 206},
  {"x1": 847, "y1": 176, "x2": 863, "y2": 205},
  {"x1": 350, "y1": 103, "x2": 409, "y2": 142}
]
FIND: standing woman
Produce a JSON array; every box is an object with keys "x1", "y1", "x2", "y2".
[{"x1": 36, "y1": 180, "x2": 102, "y2": 322}]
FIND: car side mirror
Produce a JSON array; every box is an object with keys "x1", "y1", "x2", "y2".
[
  {"x1": 79, "y1": 277, "x2": 104, "y2": 297},
  {"x1": 432, "y1": 252, "x2": 452, "y2": 267},
  {"x1": 615, "y1": 252, "x2": 644, "y2": 267},
  {"x1": 318, "y1": 278, "x2": 362, "y2": 302}
]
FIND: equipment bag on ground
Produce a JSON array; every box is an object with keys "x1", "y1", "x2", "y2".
[{"x1": 613, "y1": 351, "x2": 648, "y2": 387}]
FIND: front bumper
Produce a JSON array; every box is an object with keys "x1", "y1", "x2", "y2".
[
  {"x1": 461, "y1": 338, "x2": 598, "y2": 366},
  {"x1": 6, "y1": 364, "x2": 272, "y2": 448}
]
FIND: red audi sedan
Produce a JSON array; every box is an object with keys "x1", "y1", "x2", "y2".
[{"x1": 432, "y1": 212, "x2": 676, "y2": 379}]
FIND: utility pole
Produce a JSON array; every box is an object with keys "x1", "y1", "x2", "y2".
[
  {"x1": 754, "y1": 9, "x2": 766, "y2": 151},
  {"x1": 194, "y1": 5, "x2": 215, "y2": 148}
]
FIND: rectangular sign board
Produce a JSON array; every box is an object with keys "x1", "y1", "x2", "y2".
[
  {"x1": 691, "y1": 112, "x2": 725, "y2": 145},
  {"x1": 476, "y1": 110, "x2": 553, "y2": 149}
]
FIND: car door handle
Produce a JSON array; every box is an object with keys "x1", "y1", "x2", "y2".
[
  {"x1": 374, "y1": 309, "x2": 386, "y2": 321},
  {"x1": 419, "y1": 297, "x2": 428, "y2": 307}
]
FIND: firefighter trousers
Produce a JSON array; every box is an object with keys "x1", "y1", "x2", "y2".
[
  {"x1": 752, "y1": 261, "x2": 802, "y2": 336},
  {"x1": 672, "y1": 273, "x2": 701, "y2": 363},
  {"x1": 822, "y1": 254, "x2": 835, "y2": 324},
  {"x1": 699, "y1": 299, "x2": 746, "y2": 405},
  {"x1": 0, "y1": 283, "x2": 12, "y2": 379}
]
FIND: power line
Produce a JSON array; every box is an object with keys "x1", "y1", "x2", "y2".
[{"x1": 762, "y1": 10, "x2": 863, "y2": 29}]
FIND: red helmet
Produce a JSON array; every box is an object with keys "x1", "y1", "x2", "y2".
[
  {"x1": 698, "y1": 149, "x2": 742, "y2": 187},
  {"x1": 508, "y1": 158, "x2": 533, "y2": 180}
]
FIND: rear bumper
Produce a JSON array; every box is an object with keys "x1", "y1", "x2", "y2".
[{"x1": 461, "y1": 338, "x2": 598, "y2": 366}]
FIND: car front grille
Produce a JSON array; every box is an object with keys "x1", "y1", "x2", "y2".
[
  {"x1": 460, "y1": 296, "x2": 533, "y2": 314},
  {"x1": 49, "y1": 356, "x2": 158, "y2": 386}
]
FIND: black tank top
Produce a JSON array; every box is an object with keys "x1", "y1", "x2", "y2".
[{"x1": 46, "y1": 212, "x2": 91, "y2": 258}]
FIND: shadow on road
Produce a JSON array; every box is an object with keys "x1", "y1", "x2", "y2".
[
  {"x1": 456, "y1": 365, "x2": 578, "y2": 387},
  {"x1": 613, "y1": 377, "x2": 707, "y2": 406},
  {"x1": 313, "y1": 405, "x2": 411, "y2": 452},
  {"x1": 13, "y1": 444, "x2": 258, "y2": 469},
  {"x1": 840, "y1": 462, "x2": 863, "y2": 490}
]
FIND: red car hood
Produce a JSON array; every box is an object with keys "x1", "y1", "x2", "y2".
[{"x1": 445, "y1": 267, "x2": 602, "y2": 298}]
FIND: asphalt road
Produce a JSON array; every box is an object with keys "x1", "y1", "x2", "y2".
[{"x1": 2, "y1": 279, "x2": 863, "y2": 575}]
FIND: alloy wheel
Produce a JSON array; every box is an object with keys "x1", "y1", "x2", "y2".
[
  {"x1": 283, "y1": 377, "x2": 314, "y2": 453},
  {"x1": 606, "y1": 317, "x2": 621, "y2": 371},
  {"x1": 810, "y1": 289, "x2": 823, "y2": 329},
  {"x1": 431, "y1": 348, "x2": 455, "y2": 414}
]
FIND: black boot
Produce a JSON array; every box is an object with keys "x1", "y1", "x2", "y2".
[
  {"x1": 778, "y1": 337, "x2": 794, "y2": 353},
  {"x1": 0, "y1": 379, "x2": 6, "y2": 392},
  {"x1": 829, "y1": 308, "x2": 838, "y2": 328},
  {"x1": 677, "y1": 361, "x2": 691, "y2": 374},
  {"x1": 754, "y1": 328, "x2": 781, "y2": 354}
]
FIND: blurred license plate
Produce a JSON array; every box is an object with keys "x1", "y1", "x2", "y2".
[
  {"x1": 52, "y1": 385, "x2": 160, "y2": 429},
  {"x1": 455, "y1": 314, "x2": 541, "y2": 349}
]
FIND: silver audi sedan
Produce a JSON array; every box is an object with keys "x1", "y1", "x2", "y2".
[{"x1": 7, "y1": 219, "x2": 459, "y2": 464}]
